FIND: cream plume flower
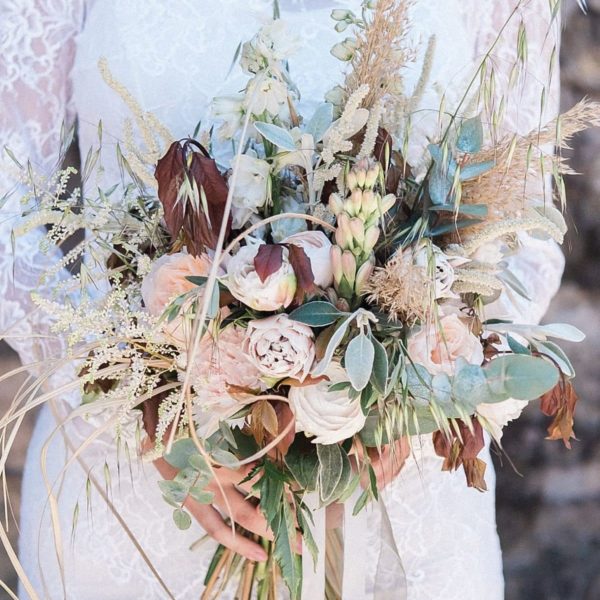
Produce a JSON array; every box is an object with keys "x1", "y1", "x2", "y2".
[
  {"x1": 289, "y1": 362, "x2": 366, "y2": 445},
  {"x1": 226, "y1": 242, "x2": 296, "y2": 311},
  {"x1": 282, "y1": 230, "x2": 334, "y2": 289},
  {"x1": 407, "y1": 314, "x2": 484, "y2": 376},
  {"x1": 244, "y1": 314, "x2": 315, "y2": 382}
]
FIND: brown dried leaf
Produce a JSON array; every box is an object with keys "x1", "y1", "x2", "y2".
[
  {"x1": 463, "y1": 458, "x2": 488, "y2": 492},
  {"x1": 155, "y1": 141, "x2": 186, "y2": 238},
  {"x1": 545, "y1": 381, "x2": 578, "y2": 449},
  {"x1": 250, "y1": 400, "x2": 279, "y2": 445},
  {"x1": 287, "y1": 243, "x2": 316, "y2": 303},
  {"x1": 254, "y1": 244, "x2": 284, "y2": 283}
]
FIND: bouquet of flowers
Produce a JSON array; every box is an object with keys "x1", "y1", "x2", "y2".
[{"x1": 5, "y1": 1, "x2": 598, "y2": 598}]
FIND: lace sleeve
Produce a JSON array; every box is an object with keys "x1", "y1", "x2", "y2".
[
  {"x1": 0, "y1": 1, "x2": 85, "y2": 390},
  {"x1": 459, "y1": 0, "x2": 565, "y2": 326}
]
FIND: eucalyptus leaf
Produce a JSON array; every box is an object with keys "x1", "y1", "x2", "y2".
[
  {"x1": 456, "y1": 115, "x2": 484, "y2": 154},
  {"x1": 428, "y1": 165, "x2": 452, "y2": 205},
  {"x1": 484, "y1": 355, "x2": 559, "y2": 400},
  {"x1": 158, "y1": 480, "x2": 188, "y2": 504},
  {"x1": 507, "y1": 335, "x2": 531, "y2": 355},
  {"x1": 534, "y1": 340, "x2": 575, "y2": 377},
  {"x1": 254, "y1": 122, "x2": 297, "y2": 151},
  {"x1": 406, "y1": 363, "x2": 433, "y2": 406},
  {"x1": 289, "y1": 301, "x2": 344, "y2": 327},
  {"x1": 345, "y1": 333, "x2": 375, "y2": 391},
  {"x1": 172, "y1": 508, "x2": 192, "y2": 530},
  {"x1": 164, "y1": 439, "x2": 200, "y2": 470},
  {"x1": 188, "y1": 487, "x2": 214, "y2": 504},
  {"x1": 459, "y1": 160, "x2": 495, "y2": 181},
  {"x1": 452, "y1": 361, "x2": 499, "y2": 408}
]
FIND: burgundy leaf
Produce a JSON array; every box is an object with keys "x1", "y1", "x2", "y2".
[
  {"x1": 254, "y1": 244, "x2": 284, "y2": 283},
  {"x1": 154, "y1": 141, "x2": 186, "y2": 238},
  {"x1": 286, "y1": 243, "x2": 315, "y2": 303}
]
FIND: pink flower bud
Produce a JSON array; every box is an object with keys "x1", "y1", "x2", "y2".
[
  {"x1": 361, "y1": 189, "x2": 377, "y2": 215},
  {"x1": 363, "y1": 225, "x2": 380, "y2": 253},
  {"x1": 328, "y1": 192, "x2": 344, "y2": 215},
  {"x1": 335, "y1": 213, "x2": 353, "y2": 249},
  {"x1": 356, "y1": 168, "x2": 367, "y2": 189},
  {"x1": 331, "y1": 245, "x2": 343, "y2": 286},
  {"x1": 346, "y1": 170, "x2": 359, "y2": 191},
  {"x1": 349, "y1": 217, "x2": 365, "y2": 246},
  {"x1": 365, "y1": 165, "x2": 380, "y2": 189},
  {"x1": 355, "y1": 258, "x2": 375, "y2": 294},
  {"x1": 341, "y1": 250, "x2": 356, "y2": 285},
  {"x1": 350, "y1": 189, "x2": 363, "y2": 215}
]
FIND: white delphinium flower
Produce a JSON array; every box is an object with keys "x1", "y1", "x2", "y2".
[
  {"x1": 241, "y1": 19, "x2": 300, "y2": 74},
  {"x1": 245, "y1": 75, "x2": 289, "y2": 118},
  {"x1": 211, "y1": 94, "x2": 245, "y2": 140},
  {"x1": 231, "y1": 151, "x2": 271, "y2": 228}
]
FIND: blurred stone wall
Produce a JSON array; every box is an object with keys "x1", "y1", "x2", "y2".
[
  {"x1": 2, "y1": 4, "x2": 600, "y2": 599},
  {"x1": 495, "y1": 4, "x2": 600, "y2": 599}
]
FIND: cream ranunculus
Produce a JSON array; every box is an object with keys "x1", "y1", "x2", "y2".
[
  {"x1": 231, "y1": 152, "x2": 271, "y2": 229},
  {"x1": 226, "y1": 242, "x2": 296, "y2": 311},
  {"x1": 407, "y1": 314, "x2": 484, "y2": 376},
  {"x1": 244, "y1": 314, "x2": 315, "y2": 382},
  {"x1": 289, "y1": 362, "x2": 366, "y2": 445},
  {"x1": 188, "y1": 325, "x2": 266, "y2": 437},
  {"x1": 282, "y1": 230, "x2": 334, "y2": 289}
]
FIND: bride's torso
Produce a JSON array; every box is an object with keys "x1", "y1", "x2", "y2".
[{"x1": 71, "y1": 0, "x2": 477, "y2": 180}]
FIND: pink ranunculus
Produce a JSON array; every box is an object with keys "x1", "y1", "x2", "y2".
[
  {"x1": 141, "y1": 252, "x2": 224, "y2": 346},
  {"x1": 282, "y1": 230, "x2": 334, "y2": 289},
  {"x1": 226, "y1": 242, "x2": 296, "y2": 311},
  {"x1": 244, "y1": 314, "x2": 315, "y2": 382},
  {"x1": 407, "y1": 314, "x2": 484, "y2": 376},
  {"x1": 188, "y1": 325, "x2": 266, "y2": 436}
]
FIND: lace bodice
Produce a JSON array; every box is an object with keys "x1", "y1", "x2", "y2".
[{"x1": 1, "y1": 1, "x2": 566, "y2": 599}]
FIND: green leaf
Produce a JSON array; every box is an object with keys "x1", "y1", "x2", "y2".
[
  {"x1": 484, "y1": 355, "x2": 560, "y2": 400},
  {"x1": 534, "y1": 340, "x2": 575, "y2": 377},
  {"x1": 352, "y1": 489, "x2": 371, "y2": 516},
  {"x1": 173, "y1": 508, "x2": 192, "y2": 530},
  {"x1": 165, "y1": 439, "x2": 200, "y2": 470},
  {"x1": 285, "y1": 444, "x2": 319, "y2": 490},
  {"x1": 456, "y1": 115, "x2": 484, "y2": 153},
  {"x1": 311, "y1": 313, "x2": 354, "y2": 377},
  {"x1": 428, "y1": 164, "x2": 452, "y2": 205},
  {"x1": 459, "y1": 160, "x2": 495, "y2": 181},
  {"x1": 188, "y1": 453, "x2": 210, "y2": 473},
  {"x1": 158, "y1": 480, "x2": 188, "y2": 504},
  {"x1": 185, "y1": 275, "x2": 208, "y2": 286},
  {"x1": 289, "y1": 301, "x2": 344, "y2": 327},
  {"x1": 406, "y1": 364, "x2": 433, "y2": 406},
  {"x1": 273, "y1": 501, "x2": 302, "y2": 599},
  {"x1": 429, "y1": 203, "x2": 488, "y2": 217},
  {"x1": 317, "y1": 443, "x2": 343, "y2": 504},
  {"x1": 328, "y1": 381, "x2": 352, "y2": 393},
  {"x1": 254, "y1": 122, "x2": 297, "y2": 151},
  {"x1": 507, "y1": 335, "x2": 531, "y2": 355},
  {"x1": 345, "y1": 333, "x2": 375, "y2": 391},
  {"x1": 452, "y1": 361, "x2": 499, "y2": 409},
  {"x1": 370, "y1": 336, "x2": 389, "y2": 393},
  {"x1": 296, "y1": 503, "x2": 318, "y2": 568},
  {"x1": 256, "y1": 461, "x2": 286, "y2": 528},
  {"x1": 188, "y1": 486, "x2": 214, "y2": 504},
  {"x1": 306, "y1": 103, "x2": 334, "y2": 142}
]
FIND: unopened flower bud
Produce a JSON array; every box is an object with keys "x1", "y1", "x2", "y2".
[
  {"x1": 330, "y1": 245, "x2": 343, "y2": 286},
  {"x1": 335, "y1": 21, "x2": 350, "y2": 32},
  {"x1": 335, "y1": 213, "x2": 353, "y2": 249},
  {"x1": 361, "y1": 189, "x2": 377, "y2": 215},
  {"x1": 346, "y1": 170, "x2": 358, "y2": 191},
  {"x1": 355, "y1": 168, "x2": 367, "y2": 189},
  {"x1": 341, "y1": 250, "x2": 357, "y2": 285},
  {"x1": 380, "y1": 193, "x2": 396, "y2": 215},
  {"x1": 365, "y1": 165, "x2": 380, "y2": 189},
  {"x1": 349, "y1": 189, "x2": 363, "y2": 215},
  {"x1": 329, "y1": 192, "x2": 344, "y2": 216},
  {"x1": 331, "y1": 8, "x2": 354, "y2": 21},
  {"x1": 331, "y1": 38, "x2": 357, "y2": 61},
  {"x1": 355, "y1": 258, "x2": 375, "y2": 294},
  {"x1": 363, "y1": 225, "x2": 380, "y2": 253},
  {"x1": 349, "y1": 217, "x2": 365, "y2": 246}
]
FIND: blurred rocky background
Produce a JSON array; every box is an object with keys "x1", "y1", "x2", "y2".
[{"x1": 1, "y1": 4, "x2": 600, "y2": 599}]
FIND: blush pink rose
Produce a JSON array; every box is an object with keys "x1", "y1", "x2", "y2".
[
  {"x1": 282, "y1": 230, "x2": 334, "y2": 289},
  {"x1": 407, "y1": 314, "x2": 484, "y2": 376}
]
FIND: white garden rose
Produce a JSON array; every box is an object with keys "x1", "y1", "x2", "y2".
[
  {"x1": 226, "y1": 242, "x2": 296, "y2": 311},
  {"x1": 407, "y1": 314, "x2": 484, "y2": 376},
  {"x1": 289, "y1": 362, "x2": 366, "y2": 445},
  {"x1": 476, "y1": 398, "x2": 528, "y2": 441},
  {"x1": 231, "y1": 152, "x2": 271, "y2": 228},
  {"x1": 245, "y1": 314, "x2": 315, "y2": 382},
  {"x1": 282, "y1": 230, "x2": 334, "y2": 289}
]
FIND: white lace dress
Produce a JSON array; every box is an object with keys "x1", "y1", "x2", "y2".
[{"x1": 0, "y1": 1, "x2": 565, "y2": 598}]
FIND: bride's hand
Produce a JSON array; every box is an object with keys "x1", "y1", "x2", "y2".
[
  {"x1": 354, "y1": 438, "x2": 411, "y2": 490},
  {"x1": 152, "y1": 454, "x2": 271, "y2": 562}
]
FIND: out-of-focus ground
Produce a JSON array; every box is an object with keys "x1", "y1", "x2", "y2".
[{"x1": 2, "y1": 4, "x2": 600, "y2": 599}]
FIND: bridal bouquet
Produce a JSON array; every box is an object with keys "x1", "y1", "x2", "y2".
[{"x1": 8, "y1": 1, "x2": 596, "y2": 598}]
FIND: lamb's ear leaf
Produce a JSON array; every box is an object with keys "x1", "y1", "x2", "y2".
[
  {"x1": 345, "y1": 332, "x2": 375, "y2": 392},
  {"x1": 456, "y1": 115, "x2": 484, "y2": 154}
]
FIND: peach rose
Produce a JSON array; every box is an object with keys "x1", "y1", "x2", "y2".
[
  {"x1": 407, "y1": 314, "x2": 484, "y2": 376},
  {"x1": 188, "y1": 325, "x2": 266, "y2": 436},
  {"x1": 141, "y1": 252, "x2": 224, "y2": 346}
]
